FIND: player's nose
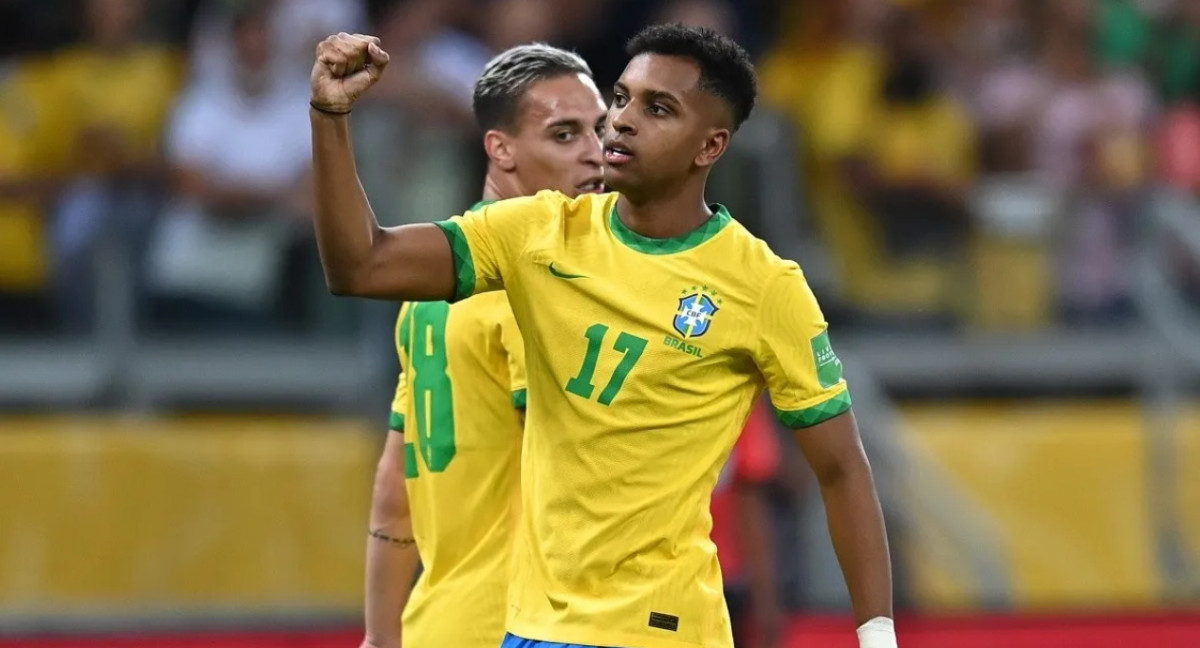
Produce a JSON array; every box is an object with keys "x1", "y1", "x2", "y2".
[
  {"x1": 582, "y1": 134, "x2": 603, "y2": 166},
  {"x1": 609, "y1": 104, "x2": 636, "y2": 136}
]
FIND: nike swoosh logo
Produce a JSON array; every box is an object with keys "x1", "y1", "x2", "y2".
[{"x1": 548, "y1": 262, "x2": 587, "y2": 279}]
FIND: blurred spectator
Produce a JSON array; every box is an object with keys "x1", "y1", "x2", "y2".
[
  {"x1": 0, "y1": 57, "x2": 62, "y2": 333},
  {"x1": 189, "y1": 0, "x2": 366, "y2": 91},
  {"x1": 849, "y1": 8, "x2": 974, "y2": 267},
  {"x1": 1153, "y1": 0, "x2": 1200, "y2": 103},
  {"x1": 145, "y1": 2, "x2": 313, "y2": 331},
  {"x1": 761, "y1": 3, "x2": 972, "y2": 326},
  {"x1": 1034, "y1": 16, "x2": 1155, "y2": 323},
  {"x1": 45, "y1": 0, "x2": 183, "y2": 332},
  {"x1": 711, "y1": 400, "x2": 786, "y2": 648},
  {"x1": 758, "y1": 0, "x2": 882, "y2": 313}
]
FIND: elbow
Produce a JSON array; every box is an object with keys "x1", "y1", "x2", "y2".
[
  {"x1": 323, "y1": 263, "x2": 370, "y2": 297},
  {"x1": 324, "y1": 272, "x2": 356, "y2": 297}
]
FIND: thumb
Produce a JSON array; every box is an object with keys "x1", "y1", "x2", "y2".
[{"x1": 367, "y1": 43, "x2": 390, "y2": 69}]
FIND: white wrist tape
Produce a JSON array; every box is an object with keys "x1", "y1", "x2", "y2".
[{"x1": 857, "y1": 616, "x2": 897, "y2": 648}]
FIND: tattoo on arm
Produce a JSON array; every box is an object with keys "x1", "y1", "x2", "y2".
[{"x1": 369, "y1": 528, "x2": 416, "y2": 548}]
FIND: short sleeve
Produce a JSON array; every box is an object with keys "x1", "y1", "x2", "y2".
[
  {"x1": 498, "y1": 306, "x2": 527, "y2": 410},
  {"x1": 753, "y1": 266, "x2": 851, "y2": 428},
  {"x1": 433, "y1": 193, "x2": 557, "y2": 302}
]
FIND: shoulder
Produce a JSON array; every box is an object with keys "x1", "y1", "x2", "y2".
[{"x1": 719, "y1": 218, "x2": 803, "y2": 289}]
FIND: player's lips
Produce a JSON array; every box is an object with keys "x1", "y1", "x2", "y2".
[
  {"x1": 604, "y1": 142, "x2": 634, "y2": 166},
  {"x1": 576, "y1": 178, "x2": 605, "y2": 193}
]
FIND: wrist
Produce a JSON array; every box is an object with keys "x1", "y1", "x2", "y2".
[
  {"x1": 310, "y1": 100, "x2": 352, "y2": 116},
  {"x1": 857, "y1": 616, "x2": 896, "y2": 648}
]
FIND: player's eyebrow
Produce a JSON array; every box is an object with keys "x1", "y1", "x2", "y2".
[
  {"x1": 546, "y1": 118, "x2": 583, "y2": 131},
  {"x1": 613, "y1": 81, "x2": 683, "y2": 111},
  {"x1": 646, "y1": 89, "x2": 682, "y2": 110}
]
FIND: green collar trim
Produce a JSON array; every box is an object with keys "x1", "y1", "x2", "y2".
[{"x1": 609, "y1": 203, "x2": 732, "y2": 255}]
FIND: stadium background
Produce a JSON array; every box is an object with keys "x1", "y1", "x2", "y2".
[{"x1": 2, "y1": 0, "x2": 1200, "y2": 645}]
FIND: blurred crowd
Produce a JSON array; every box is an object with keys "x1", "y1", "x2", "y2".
[{"x1": 1, "y1": 0, "x2": 1199, "y2": 336}]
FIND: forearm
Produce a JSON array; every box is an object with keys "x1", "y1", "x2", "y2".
[
  {"x1": 310, "y1": 109, "x2": 385, "y2": 294},
  {"x1": 363, "y1": 517, "x2": 420, "y2": 645},
  {"x1": 817, "y1": 463, "x2": 893, "y2": 625}
]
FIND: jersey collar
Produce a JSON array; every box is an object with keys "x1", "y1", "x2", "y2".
[{"x1": 609, "y1": 203, "x2": 732, "y2": 255}]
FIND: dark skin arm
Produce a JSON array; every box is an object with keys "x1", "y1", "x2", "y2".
[
  {"x1": 309, "y1": 33, "x2": 456, "y2": 300},
  {"x1": 793, "y1": 409, "x2": 893, "y2": 626}
]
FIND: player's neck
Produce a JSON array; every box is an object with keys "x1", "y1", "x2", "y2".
[
  {"x1": 615, "y1": 185, "x2": 712, "y2": 240},
  {"x1": 481, "y1": 170, "x2": 522, "y2": 202}
]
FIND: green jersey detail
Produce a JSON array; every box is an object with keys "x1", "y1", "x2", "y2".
[
  {"x1": 810, "y1": 330, "x2": 843, "y2": 389},
  {"x1": 775, "y1": 390, "x2": 852, "y2": 428},
  {"x1": 402, "y1": 301, "x2": 457, "y2": 476},
  {"x1": 512, "y1": 388, "x2": 528, "y2": 409},
  {"x1": 548, "y1": 262, "x2": 588, "y2": 279},
  {"x1": 435, "y1": 220, "x2": 476, "y2": 302},
  {"x1": 609, "y1": 204, "x2": 732, "y2": 255},
  {"x1": 389, "y1": 411, "x2": 405, "y2": 431}
]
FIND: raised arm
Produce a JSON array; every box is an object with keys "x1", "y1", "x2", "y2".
[{"x1": 309, "y1": 33, "x2": 455, "y2": 301}]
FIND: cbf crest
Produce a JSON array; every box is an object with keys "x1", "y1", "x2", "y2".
[{"x1": 673, "y1": 286, "x2": 722, "y2": 338}]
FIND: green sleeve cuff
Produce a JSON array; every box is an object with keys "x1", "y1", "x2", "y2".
[
  {"x1": 512, "y1": 388, "x2": 527, "y2": 409},
  {"x1": 775, "y1": 389, "x2": 852, "y2": 428},
  {"x1": 434, "y1": 220, "x2": 476, "y2": 303},
  {"x1": 388, "y1": 411, "x2": 405, "y2": 431}
]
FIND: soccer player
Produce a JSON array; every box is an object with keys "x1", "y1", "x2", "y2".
[
  {"x1": 359, "y1": 45, "x2": 606, "y2": 648},
  {"x1": 310, "y1": 24, "x2": 897, "y2": 648}
]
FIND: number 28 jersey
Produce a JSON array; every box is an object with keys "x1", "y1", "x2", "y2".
[
  {"x1": 435, "y1": 191, "x2": 851, "y2": 648},
  {"x1": 391, "y1": 202, "x2": 527, "y2": 648}
]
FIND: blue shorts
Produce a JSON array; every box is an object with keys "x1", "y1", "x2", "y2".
[{"x1": 500, "y1": 633, "x2": 607, "y2": 648}]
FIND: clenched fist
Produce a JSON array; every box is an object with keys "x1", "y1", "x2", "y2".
[{"x1": 310, "y1": 33, "x2": 390, "y2": 114}]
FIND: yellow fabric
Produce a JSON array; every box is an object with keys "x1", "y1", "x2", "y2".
[
  {"x1": 391, "y1": 290, "x2": 526, "y2": 648},
  {"x1": 441, "y1": 191, "x2": 847, "y2": 648}
]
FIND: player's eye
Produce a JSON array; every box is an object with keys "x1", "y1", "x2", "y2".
[
  {"x1": 612, "y1": 93, "x2": 628, "y2": 108},
  {"x1": 555, "y1": 131, "x2": 576, "y2": 143},
  {"x1": 648, "y1": 104, "x2": 669, "y2": 117}
]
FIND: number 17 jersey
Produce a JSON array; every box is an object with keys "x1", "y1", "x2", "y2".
[{"x1": 435, "y1": 191, "x2": 850, "y2": 648}]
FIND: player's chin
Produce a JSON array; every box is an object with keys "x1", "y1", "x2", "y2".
[{"x1": 602, "y1": 165, "x2": 635, "y2": 193}]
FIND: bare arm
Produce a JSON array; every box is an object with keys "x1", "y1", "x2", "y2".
[
  {"x1": 362, "y1": 430, "x2": 421, "y2": 648},
  {"x1": 793, "y1": 410, "x2": 892, "y2": 626},
  {"x1": 310, "y1": 33, "x2": 456, "y2": 300}
]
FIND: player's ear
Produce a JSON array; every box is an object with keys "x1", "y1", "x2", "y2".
[
  {"x1": 484, "y1": 129, "x2": 518, "y2": 172},
  {"x1": 694, "y1": 128, "x2": 730, "y2": 170}
]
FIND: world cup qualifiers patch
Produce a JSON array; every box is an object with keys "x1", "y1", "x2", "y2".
[{"x1": 810, "y1": 330, "x2": 843, "y2": 388}]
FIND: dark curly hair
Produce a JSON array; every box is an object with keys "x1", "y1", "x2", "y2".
[{"x1": 626, "y1": 23, "x2": 758, "y2": 130}]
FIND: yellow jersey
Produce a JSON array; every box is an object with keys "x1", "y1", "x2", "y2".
[
  {"x1": 435, "y1": 191, "x2": 850, "y2": 648},
  {"x1": 390, "y1": 219, "x2": 527, "y2": 648}
]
